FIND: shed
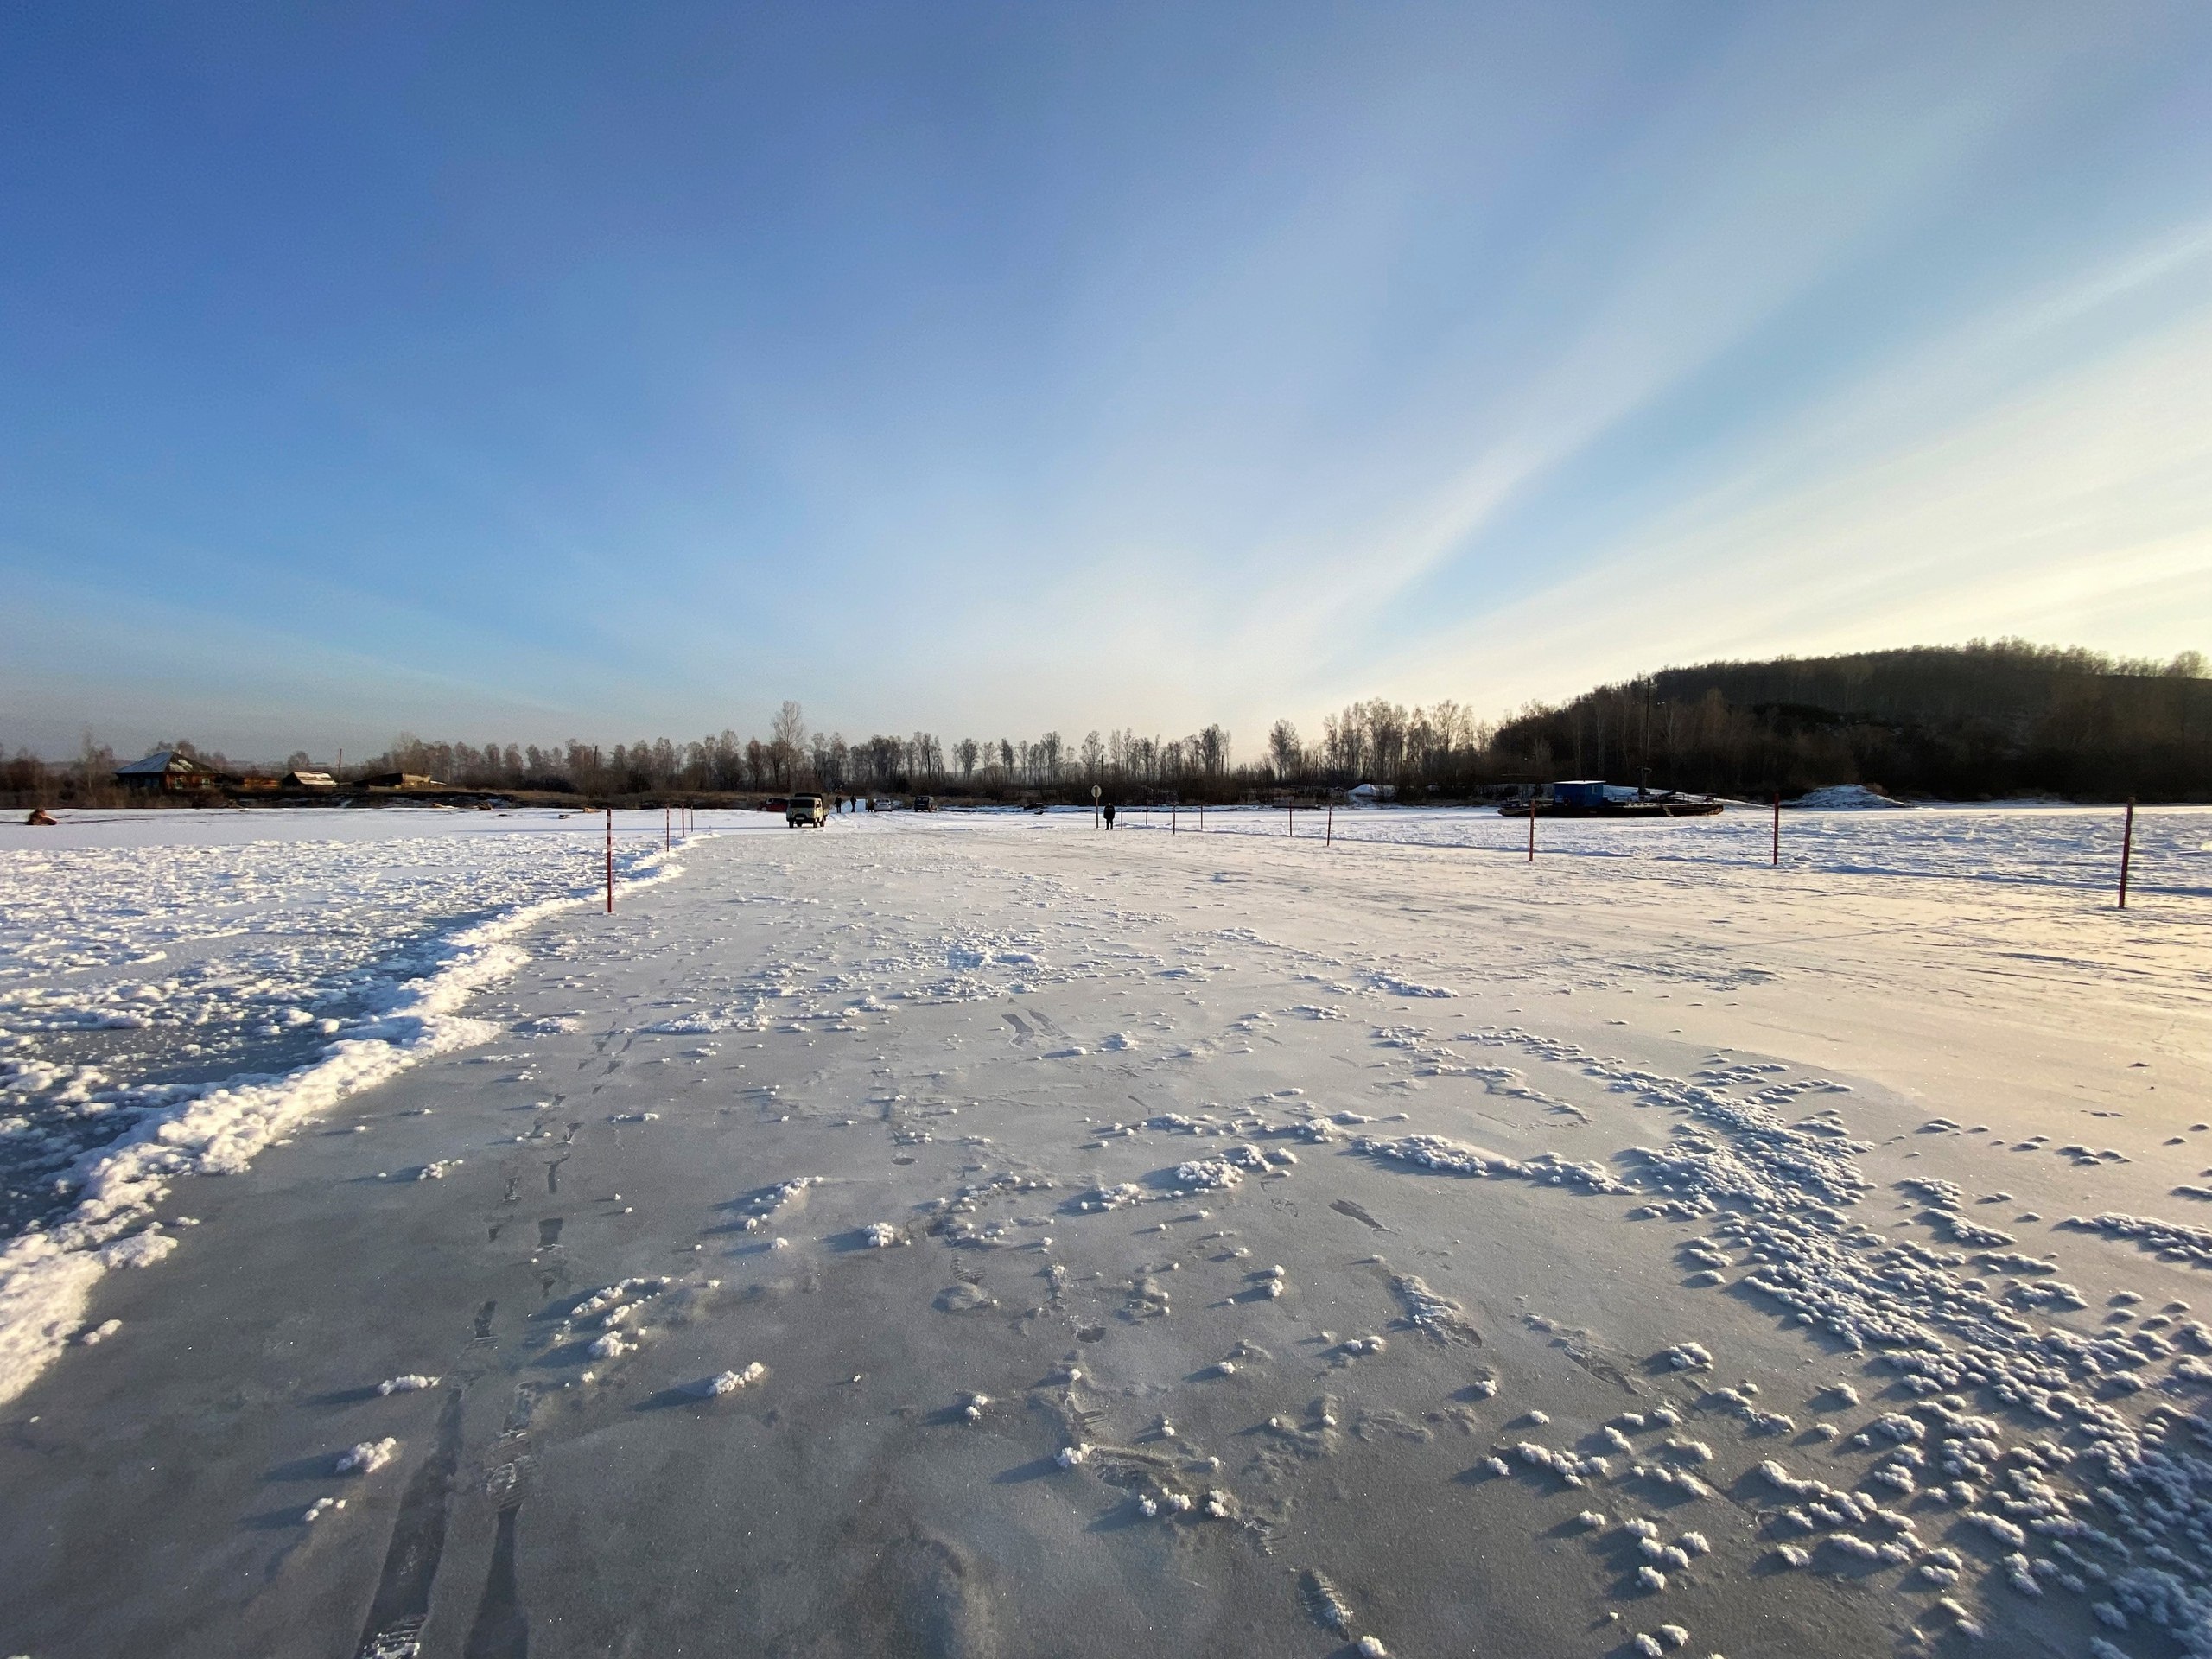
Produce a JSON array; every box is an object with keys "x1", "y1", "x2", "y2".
[
  {"x1": 114, "y1": 749, "x2": 219, "y2": 792},
  {"x1": 283, "y1": 771, "x2": 338, "y2": 790},
  {"x1": 360, "y1": 772, "x2": 441, "y2": 790}
]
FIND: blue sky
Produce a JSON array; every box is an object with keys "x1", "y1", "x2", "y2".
[{"x1": 4, "y1": 2, "x2": 2209, "y2": 761}]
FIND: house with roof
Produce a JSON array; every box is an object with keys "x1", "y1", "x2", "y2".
[{"x1": 113, "y1": 749, "x2": 221, "y2": 793}]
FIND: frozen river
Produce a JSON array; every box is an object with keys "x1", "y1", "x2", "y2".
[
  {"x1": 3, "y1": 804, "x2": 2210, "y2": 1657},
  {"x1": 1135, "y1": 799, "x2": 2212, "y2": 897},
  {"x1": 0, "y1": 810, "x2": 722, "y2": 1241}
]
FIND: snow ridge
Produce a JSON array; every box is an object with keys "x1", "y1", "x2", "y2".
[{"x1": 0, "y1": 839, "x2": 690, "y2": 1408}]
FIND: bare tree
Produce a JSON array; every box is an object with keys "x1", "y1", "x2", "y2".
[
  {"x1": 1267, "y1": 720, "x2": 1300, "y2": 780},
  {"x1": 76, "y1": 731, "x2": 116, "y2": 798},
  {"x1": 906, "y1": 731, "x2": 943, "y2": 781},
  {"x1": 1430, "y1": 700, "x2": 1476, "y2": 757},
  {"x1": 764, "y1": 701, "x2": 808, "y2": 788},
  {"x1": 1325, "y1": 709, "x2": 1364, "y2": 777},
  {"x1": 956, "y1": 738, "x2": 980, "y2": 779},
  {"x1": 1128, "y1": 734, "x2": 1157, "y2": 782},
  {"x1": 1196, "y1": 724, "x2": 1229, "y2": 778}
]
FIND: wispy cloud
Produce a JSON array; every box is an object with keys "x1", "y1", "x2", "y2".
[
  {"x1": 1381, "y1": 276, "x2": 2212, "y2": 715},
  {"x1": 2, "y1": 3, "x2": 2207, "y2": 755}
]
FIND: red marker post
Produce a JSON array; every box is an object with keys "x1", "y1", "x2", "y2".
[
  {"x1": 605, "y1": 807, "x2": 614, "y2": 913},
  {"x1": 1527, "y1": 800, "x2": 1535, "y2": 863},
  {"x1": 1771, "y1": 792, "x2": 1780, "y2": 867},
  {"x1": 2119, "y1": 798, "x2": 2136, "y2": 910},
  {"x1": 1326, "y1": 804, "x2": 1332, "y2": 846}
]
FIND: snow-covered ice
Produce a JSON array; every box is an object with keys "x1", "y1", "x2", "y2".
[
  {"x1": 1121, "y1": 799, "x2": 2211, "y2": 897},
  {"x1": 2, "y1": 803, "x2": 2209, "y2": 1657},
  {"x1": 0, "y1": 808, "x2": 764, "y2": 1407}
]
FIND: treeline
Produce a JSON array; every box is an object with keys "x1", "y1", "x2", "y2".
[
  {"x1": 379, "y1": 640, "x2": 2193, "y2": 803},
  {"x1": 357, "y1": 706, "x2": 1241, "y2": 798},
  {"x1": 7, "y1": 640, "x2": 2208, "y2": 810},
  {"x1": 0, "y1": 735, "x2": 130, "y2": 809}
]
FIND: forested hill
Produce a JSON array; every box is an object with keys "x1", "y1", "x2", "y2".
[{"x1": 1487, "y1": 640, "x2": 2212, "y2": 802}]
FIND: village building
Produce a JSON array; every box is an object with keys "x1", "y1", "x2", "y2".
[
  {"x1": 283, "y1": 770, "x2": 338, "y2": 790},
  {"x1": 112, "y1": 749, "x2": 221, "y2": 793}
]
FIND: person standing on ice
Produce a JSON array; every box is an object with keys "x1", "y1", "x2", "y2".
[{"x1": 1103, "y1": 802, "x2": 1116, "y2": 830}]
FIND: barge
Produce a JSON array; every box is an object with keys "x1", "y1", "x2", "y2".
[{"x1": 1497, "y1": 779, "x2": 1725, "y2": 818}]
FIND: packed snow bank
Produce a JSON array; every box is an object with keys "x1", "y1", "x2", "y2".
[
  {"x1": 0, "y1": 822, "x2": 702, "y2": 1409},
  {"x1": 0, "y1": 813, "x2": 794, "y2": 1213},
  {"x1": 1789, "y1": 785, "x2": 1910, "y2": 810}
]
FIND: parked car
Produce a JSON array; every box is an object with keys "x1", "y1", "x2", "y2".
[
  {"x1": 912, "y1": 795, "x2": 935, "y2": 812},
  {"x1": 786, "y1": 794, "x2": 828, "y2": 828}
]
